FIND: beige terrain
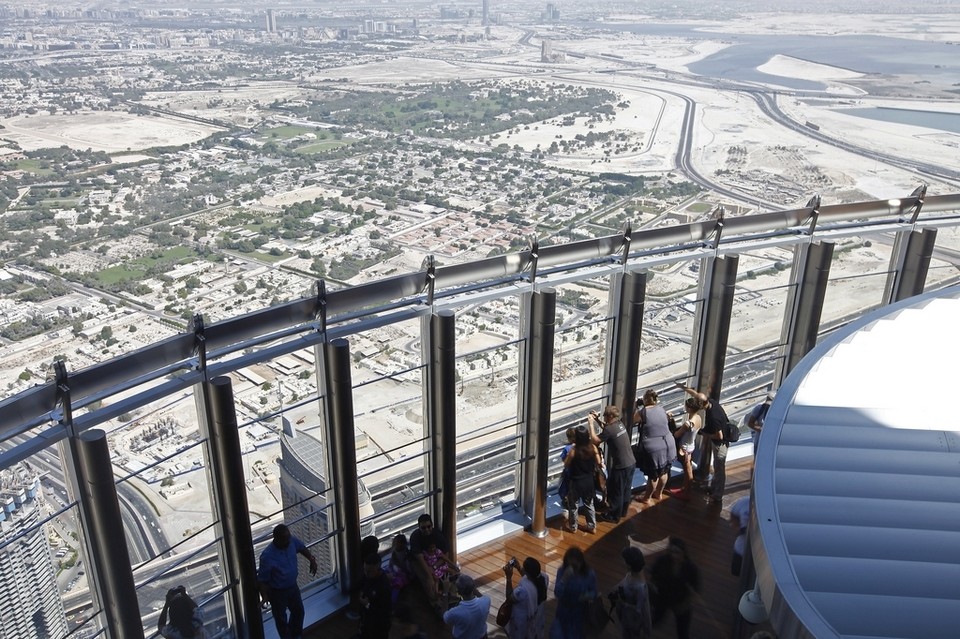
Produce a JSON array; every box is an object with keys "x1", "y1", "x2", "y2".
[{"x1": 5, "y1": 12, "x2": 960, "y2": 551}]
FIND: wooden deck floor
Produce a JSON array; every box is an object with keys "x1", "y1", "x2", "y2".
[{"x1": 309, "y1": 457, "x2": 774, "y2": 639}]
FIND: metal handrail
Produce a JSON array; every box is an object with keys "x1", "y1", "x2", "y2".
[{"x1": 2, "y1": 191, "x2": 959, "y2": 458}]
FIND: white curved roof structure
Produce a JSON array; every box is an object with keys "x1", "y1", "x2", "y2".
[{"x1": 753, "y1": 285, "x2": 960, "y2": 639}]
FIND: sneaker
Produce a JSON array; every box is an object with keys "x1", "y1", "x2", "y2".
[
  {"x1": 584, "y1": 526, "x2": 596, "y2": 535},
  {"x1": 562, "y1": 523, "x2": 578, "y2": 533},
  {"x1": 598, "y1": 513, "x2": 619, "y2": 523}
]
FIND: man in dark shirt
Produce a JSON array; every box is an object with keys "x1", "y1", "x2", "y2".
[
  {"x1": 358, "y1": 553, "x2": 392, "y2": 639},
  {"x1": 589, "y1": 405, "x2": 636, "y2": 523},
  {"x1": 676, "y1": 382, "x2": 729, "y2": 504},
  {"x1": 650, "y1": 536, "x2": 701, "y2": 639},
  {"x1": 408, "y1": 513, "x2": 449, "y2": 611}
]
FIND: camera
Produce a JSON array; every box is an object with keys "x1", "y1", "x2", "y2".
[
  {"x1": 505, "y1": 557, "x2": 518, "y2": 569},
  {"x1": 166, "y1": 585, "x2": 187, "y2": 603}
]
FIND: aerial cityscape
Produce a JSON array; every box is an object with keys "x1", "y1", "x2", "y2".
[{"x1": 1, "y1": 0, "x2": 959, "y2": 637}]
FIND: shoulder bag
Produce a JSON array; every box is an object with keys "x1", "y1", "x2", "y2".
[{"x1": 496, "y1": 596, "x2": 513, "y2": 627}]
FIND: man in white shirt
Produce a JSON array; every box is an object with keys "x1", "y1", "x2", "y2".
[{"x1": 443, "y1": 574, "x2": 491, "y2": 639}]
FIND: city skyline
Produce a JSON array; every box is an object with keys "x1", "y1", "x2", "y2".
[{"x1": 1, "y1": 2, "x2": 959, "y2": 637}]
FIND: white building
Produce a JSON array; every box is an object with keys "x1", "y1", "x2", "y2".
[{"x1": 0, "y1": 467, "x2": 68, "y2": 639}]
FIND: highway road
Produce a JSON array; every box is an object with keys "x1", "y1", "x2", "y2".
[
  {"x1": 12, "y1": 434, "x2": 170, "y2": 569},
  {"x1": 748, "y1": 90, "x2": 960, "y2": 187}
]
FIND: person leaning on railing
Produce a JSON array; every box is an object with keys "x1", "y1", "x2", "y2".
[
  {"x1": 588, "y1": 405, "x2": 636, "y2": 524},
  {"x1": 674, "y1": 382, "x2": 729, "y2": 505},
  {"x1": 257, "y1": 524, "x2": 318, "y2": 639}
]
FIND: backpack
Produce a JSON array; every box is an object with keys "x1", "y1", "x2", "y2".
[{"x1": 724, "y1": 419, "x2": 741, "y2": 443}]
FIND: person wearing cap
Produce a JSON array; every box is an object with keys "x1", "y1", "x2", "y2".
[
  {"x1": 611, "y1": 546, "x2": 652, "y2": 639},
  {"x1": 443, "y1": 574, "x2": 491, "y2": 639},
  {"x1": 747, "y1": 392, "x2": 775, "y2": 456}
]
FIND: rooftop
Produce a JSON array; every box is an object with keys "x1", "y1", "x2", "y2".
[{"x1": 754, "y1": 285, "x2": 960, "y2": 638}]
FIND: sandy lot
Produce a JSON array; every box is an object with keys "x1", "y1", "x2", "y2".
[
  {"x1": 0, "y1": 111, "x2": 220, "y2": 153},
  {"x1": 261, "y1": 185, "x2": 341, "y2": 207},
  {"x1": 309, "y1": 56, "x2": 502, "y2": 85}
]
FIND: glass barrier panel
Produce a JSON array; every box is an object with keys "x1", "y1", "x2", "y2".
[
  {"x1": 354, "y1": 374, "x2": 428, "y2": 542},
  {"x1": 351, "y1": 318, "x2": 427, "y2": 543},
  {"x1": 98, "y1": 386, "x2": 223, "y2": 632},
  {"x1": 819, "y1": 236, "x2": 894, "y2": 333},
  {"x1": 636, "y1": 260, "x2": 704, "y2": 410},
  {"x1": 547, "y1": 275, "x2": 615, "y2": 487},
  {"x1": 721, "y1": 247, "x2": 795, "y2": 423},
  {"x1": 454, "y1": 298, "x2": 523, "y2": 516},
  {"x1": 926, "y1": 225, "x2": 960, "y2": 291}
]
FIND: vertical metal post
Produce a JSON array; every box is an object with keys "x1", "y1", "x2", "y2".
[
  {"x1": 609, "y1": 272, "x2": 647, "y2": 437},
  {"x1": 323, "y1": 338, "x2": 361, "y2": 594},
  {"x1": 74, "y1": 430, "x2": 144, "y2": 639},
  {"x1": 689, "y1": 255, "x2": 739, "y2": 399},
  {"x1": 883, "y1": 227, "x2": 937, "y2": 304},
  {"x1": 522, "y1": 288, "x2": 556, "y2": 537},
  {"x1": 428, "y1": 310, "x2": 459, "y2": 558},
  {"x1": 775, "y1": 241, "x2": 834, "y2": 386},
  {"x1": 205, "y1": 376, "x2": 264, "y2": 639}
]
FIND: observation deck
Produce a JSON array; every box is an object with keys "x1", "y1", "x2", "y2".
[{"x1": 312, "y1": 456, "x2": 766, "y2": 639}]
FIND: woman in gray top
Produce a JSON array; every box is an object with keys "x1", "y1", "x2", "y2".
[{"x1": 634, "y1": 389, "x2": 677, "y2": 502}]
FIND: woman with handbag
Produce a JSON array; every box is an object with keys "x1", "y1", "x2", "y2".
[
  {"x1": 502, "y1": 556, "x2": 548, "y2": 638},
  {"x1": 634, "y1": 389, "x2": 677, "y2": 503},
  {"x1": 563, "y1": 426, "x2": 601, "y2": 534}
]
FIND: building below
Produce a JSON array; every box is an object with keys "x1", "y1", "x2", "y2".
[
  {"x1": 278, "y1": 419, "x2": 375, "y2": 583},
  {"x1": 0, "y1": 466, "x2": 68, "y2": 639}
]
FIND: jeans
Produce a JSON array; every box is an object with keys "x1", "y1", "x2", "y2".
[
  {"x1": 693, "y1": 437, "x2": 711, "y2": 483},
  {"x1": 607, "y1": 464, "x2": 635, "y2": 520},
  {"x1": 269, "y1": 584, "x2": 305, "y2": 639},
  {"x1": 566, "y1": 484, "x2": 596, "y2": 530},
  {"x1": 710, "y1": 440, "x2": 727, "y2": 498}
]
